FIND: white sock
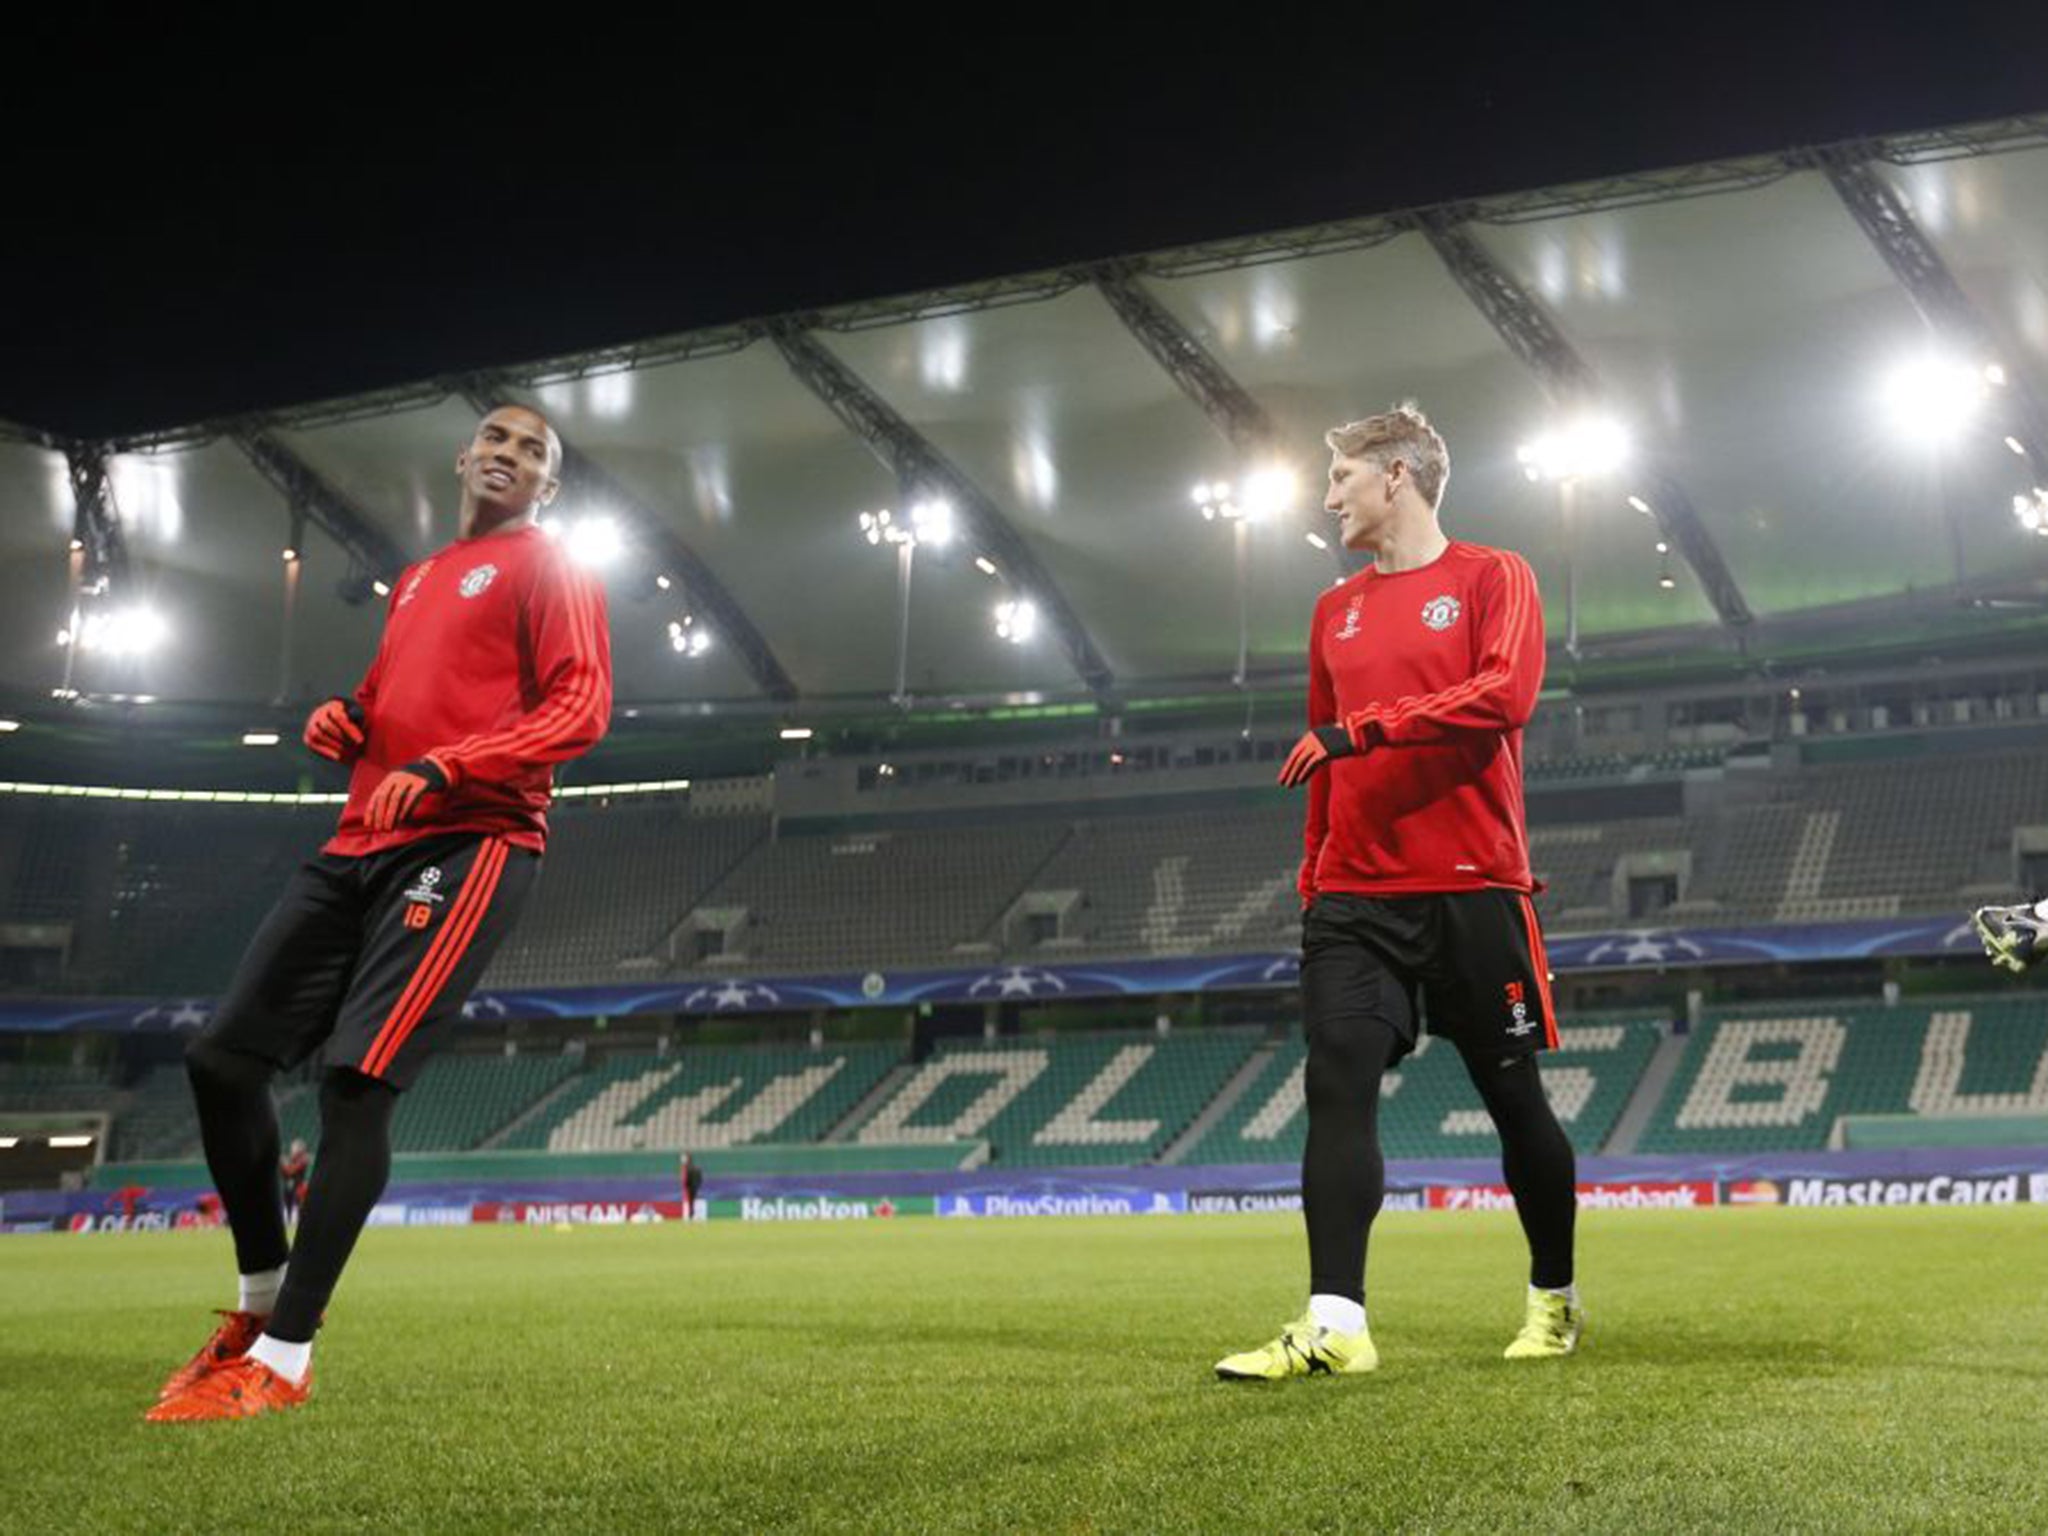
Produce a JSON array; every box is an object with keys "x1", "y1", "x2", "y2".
[
  {"x1": 1308, "y1": 1294, "x2": 1366, "y2": 1335},
  {"x1": 247, "y1": 1333, "x2": 312, "y2": 1385},
  {"x1": 238, "y1": 1265, "x2": 286, "y2": 1315},
  {"x1": 1533, "y1": 1282, "x2": 1579, "y2": 1308}
]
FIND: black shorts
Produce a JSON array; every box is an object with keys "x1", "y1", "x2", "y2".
[
  {"x1": 1301, "y1": 889, "x2": 1558, "y2": 1062},
  {"x1": 204, "y1": 833, "x2": 537, "y2": 1089}
]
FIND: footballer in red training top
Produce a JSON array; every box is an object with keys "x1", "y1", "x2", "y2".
[
  {"x1": 1217, "y1": 404, "x2": 1583, "y2": 1383},
  {"x1": 149, "y1": 404, "x2": 611, "y2": 1423}
]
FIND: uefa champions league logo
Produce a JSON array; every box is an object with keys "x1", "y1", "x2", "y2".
[
  {"x1": 1582, "y1": 929, "x2": 1709, "y2": 965},
  {"x1": 461, "y1": 995, "x2": 510, "y2": 1020},
  {"x1": 684, "y1": 979, "x2": 783, "y2": 1011},
  {"x1": 967, "y1": 966, "x2": 1068, "y2": 999}
]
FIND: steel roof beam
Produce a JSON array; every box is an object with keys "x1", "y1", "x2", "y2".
[
  {"x1": 767, "y1": 321, "x2": 1116, "y2": 701},
  {"x1": 460, "y1": 383, "x2": 800, "y2": 703},
  {"x1": 231, "y1": 430, "x2": 412, "y2": 599},
  {"x1": 1417, "y1": 211, "x2": 1755, "y2": 632},
  {"x1": 1813, "y1": 145, "x2": 2048, "y2": 470}
]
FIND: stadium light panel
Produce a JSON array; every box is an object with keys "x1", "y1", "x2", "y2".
[
  {"x1": 1658, "y1": 574, "x2": 1677, "y2": 590},
  {"x1": 1239, "y1": 466, "x2": 1297, "y2": 522},
  {"x1": 656, "y1": 574, "x2": 673, "y2": 590},
  {"x1": 1516, "y1": 415, "x2": 1630, "y2": 482},
  {"x1": 2007, "y1": 438, "x2": 2028, "y2": 457},
  {"x1": 1305, "y1": 531, "x2": 1328, "y2": 551},
  {"x1": 48, "y1": 1135, "x2": 93, "y2": 1148},
  {"x1": 994, "y1": 599, "x2": 1039, "y2": 644},
  {"x1": 563, "y1": 515, "x2": 623, "y2": 570},
  {"x1": 372, "y1": 579, "x2": 392, "y2": 597},
  {"x1": 281, "y1": 547, "x2": 298, "y2": 563},
  {"x1": 780, "y1": 727, "x2": 814, "y2": 741},
  {"x1": 910, "y1": 499, "x2": 954, "y2": 548},
  {"x1": 974, "y1": 556, "x2": 998, "y2": 577},
  {"x1": 0, "y1": 1137, "x2": 17, "y2": 1149},
  {"x1": 77, "y1": 606, "x2": 169, "y2": 656},
  {"x1": 687, "y1": 628, "x2": 712, "y2": 657},
  {"x1": 0, "y1": 720, "x2": 19, "y2": 732},
  {"x1": 241, "y1": 732, "x2": 281, "y2": 747},
  {"x1": 1627, "y1": 495, "x2": 1652, "y2": 515},
  {"x1": 1880, "y1": 354, "x2": 1987, "y2": 435}
]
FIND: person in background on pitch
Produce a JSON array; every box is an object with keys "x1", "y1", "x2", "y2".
[
  {"x1": 680, "y1": 1152, "x2": 704, "y2": 1221},
  {"x1": 148, "y1": 405, "x2": 612, "y2": 1422},
  {"x1": 1216, "y1": 404, "x2": 1581, "y2": 1381},
  {"x1": 279, "y1": 1138, "x2": 310, "y2": 1225}
]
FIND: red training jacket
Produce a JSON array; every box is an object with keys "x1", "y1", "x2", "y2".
[
  {"x1": 326, "y1": 522, "x2": 613, "y2": 857},
  {"x1": 1299, "y1": 539, "x2": 1545, "y2": 901}
]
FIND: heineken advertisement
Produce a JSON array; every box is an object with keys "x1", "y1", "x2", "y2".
[{"x1": 711, "y1": 1195, "x2": 936, "y2": 1222}]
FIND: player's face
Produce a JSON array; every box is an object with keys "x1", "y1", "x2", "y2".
[
  {"x1": 1326, "y1": 452, "x2": 1398, "y2": 551},
  {"x1": 458, "y1": 409, "x2": 561, "y2": 517}
]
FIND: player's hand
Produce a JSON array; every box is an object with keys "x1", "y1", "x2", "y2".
[
  {"x1": 364, "y1": 756, "x2": 453, "y2": 832},
  {"x1": 1277, "y1": 725, "x2": 1358, "y2": 787},
  {"x1": 303, "y1": 697, "x2": 368, "y2": 763}
]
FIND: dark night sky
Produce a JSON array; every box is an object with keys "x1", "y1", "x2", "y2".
[{"x1": 6, "y1": 5, "x2": 2048, "y2": 440}]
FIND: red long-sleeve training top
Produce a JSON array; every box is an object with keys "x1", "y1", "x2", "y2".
[
  {"x1": 1299, "y1": 539, "x2": 1545, "y2": 902},
  {"x1": 325, "y1": 523, "x2": 613, "y2": 857}
]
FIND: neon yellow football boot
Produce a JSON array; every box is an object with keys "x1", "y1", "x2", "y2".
[
  {"x1": 1215, "y1": 1312, "x2": 1378, "y2": 1380},
  {"x1": 1503, "y1": 1288, "x2": 1583, "y2": 1359}
]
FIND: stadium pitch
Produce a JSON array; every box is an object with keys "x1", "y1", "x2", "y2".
[{"x1": 6, "y1": 1207, "x2": 2045, "y2": 1532}]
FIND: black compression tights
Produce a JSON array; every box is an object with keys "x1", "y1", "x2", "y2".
[
  {"x1": 267, "y1": 1069, "x2": 399, "y2": 1343},
  {"x1": 186, "y1": 1036, "x2": 289, "y2": 1277},
  {"x1": 1302, "y1": 1022, "x2": 1577, "y2": 1304}
]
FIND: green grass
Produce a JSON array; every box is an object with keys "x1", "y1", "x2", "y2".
[{"x1": 5, "y1": 1208, "x2": 2047, "y2": 1532}]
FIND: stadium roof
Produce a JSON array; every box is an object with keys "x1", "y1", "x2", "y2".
[{"x1": 5, "y1": 115, "x2": 2048, "y2": 719}]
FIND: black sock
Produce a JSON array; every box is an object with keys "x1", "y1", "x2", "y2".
[
  {"x1": 1461, "y1": 1047, "x2": 1577, "y2": 1289},
  {"x1": 266, "y1": 1068, "x2": 397, "y2": 1343},
  {"x1": 186, "y1": 1036, "x2": 289, "y2": 1279},
  {"x1": 1301, "y1": 1015, "x2": 1403, "y2": 1305}
]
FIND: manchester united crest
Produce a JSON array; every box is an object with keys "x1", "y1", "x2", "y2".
[{"x1": 1421, "y1": 594, "x2": 1461, "y2": 632}]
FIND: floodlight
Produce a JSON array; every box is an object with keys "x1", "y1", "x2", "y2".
[
  {"x1": 281, "y1": 547, "x2": 299, "y2": 563},
  {"x1": 371, "y1": 580, "x2": 391, "y2": 597},
  {"x1": 564, "y1": 515, "x2": 623, "y2": 569},
  {"x1": 81, "y1": 606, "x2": 169, "y2": 656},
  {"x1": 687, "y1": 628, "x2": 712, "y2": 656},
  {"x1": 0, "y1": 719, "x2": 19, "y2": 732},
  {"x1": 1516, "y1": 415, "x2": 1630, "y2": 482},
  {"x1": 994, "y1": 600, "x2": 1039, "y2": 644},
  {"x1": 1239, "y1": 466, "x2": 1297, "y2": 521},
  {"x1": 974, "y1": 556, "x2": 998, "y2": 577},
  {"x1": 1305, "y1": 532, "x2": 1328, "y2": 551},
  {"x1": 1879, "y1": 354, "x2": 1987, "y2": 435},
  {"x1": 241, "y1": 732, "x2": 281, "y2": 747},
  {"x1": 780, "y1": 727, "x2": 814, "y2": 741},
  {"x1": 910, "y1": 499, "x2": 954, "y2": 548},
  {"x1": 2007, "y1": 438, "x2": 2027, "y2": 457},
  {"x1": 656, "y1": 574, "x2": 673, "y2": 590}
]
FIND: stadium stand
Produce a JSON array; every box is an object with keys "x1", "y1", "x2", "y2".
[
  {"x1": 847, "y1": 1029, "x2": 1263, "y2": 1166},
  {"x1": 503, "y1": 1043, "x2": 902, "y2": 1152},
  {"x1": 1180, "y1": 1017, "x2": 1666, "y2": 1164},
  {"x1": 683, "y1": 824, "x2": 1071, "y2": 971},
  {"x1": 1636, "y1": 996, "x2": 2048, "y2": 1154},
  {"x1": 481, "y1": 805, "x2": 769, "y2": 987},
  {"x1": 1019, "y1": 805, "x2": 1299, "y2": 957},
  {"x1": 9, "y1": 741, "x2": 2048, "y2": 994}
]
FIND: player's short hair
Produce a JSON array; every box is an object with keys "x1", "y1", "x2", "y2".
[{"x1": 1325, "y1": 404, "x2": 1449, "y2": 509}]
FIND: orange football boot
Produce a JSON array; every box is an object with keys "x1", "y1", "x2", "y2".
[
  {"x1": 155, "y1": 1310, "x2": 265, "y2": 1402},
  {"x1": 145, "y1": 1355, "x2": 309, "y2": 1422}
]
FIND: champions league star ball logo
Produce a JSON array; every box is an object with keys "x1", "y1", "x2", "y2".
[
  {"x1": 1421, "y1": 594, "x2": 1461, "y2": 632},
  {"x1": 967, "y1": 966, "x2": 1069, "y2": 999},
  {"x1": 133, "y1": 999, "x2": 214, "y2": 1031},
  {"x1": 1259, "y1": 956, "x2": 1302, "y2": 982},
  {"x1": 459, "y1": 563, "x2": 500, "y2": 599},
  {"x1": 461, "y1": 995, "x2": 510, "y2": 1021},
  {"x1": 683, "y1": 979, "x2": 784, "y2": 1012},
  {"x1": 1582, "y1": 929, "x2": 1709, "y2": 965}
]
